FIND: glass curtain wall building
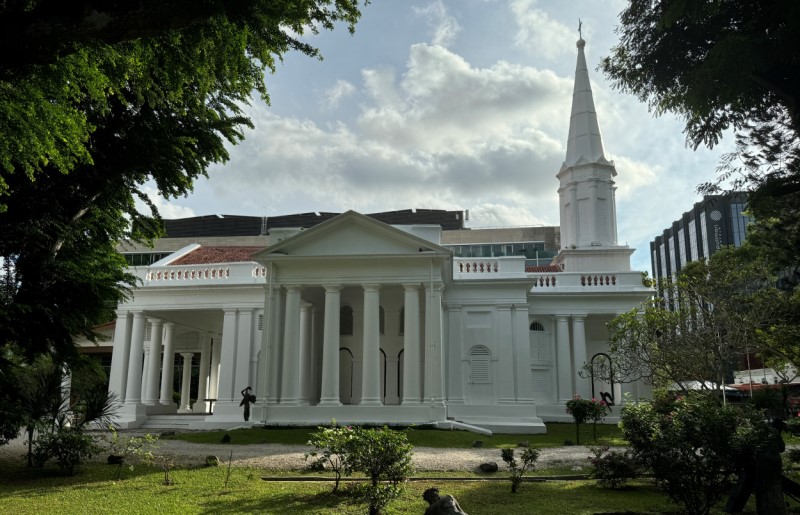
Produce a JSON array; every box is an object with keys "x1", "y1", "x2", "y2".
[{"x1": 649, "y1": 193, "x2": 751, "y2": 283}]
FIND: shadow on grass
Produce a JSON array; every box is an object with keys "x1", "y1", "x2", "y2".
[{"x1": 198, "y1": 487, "x2": 365, "y2": 514}]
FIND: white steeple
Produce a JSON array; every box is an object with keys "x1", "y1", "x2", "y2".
[{"x1": 554, "y1": 35, "x2": 632, "y2": 272}]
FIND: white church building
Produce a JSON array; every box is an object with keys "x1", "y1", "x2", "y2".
[{"x1": 101, "y1": 38, "x2": 652, "y2": 432}]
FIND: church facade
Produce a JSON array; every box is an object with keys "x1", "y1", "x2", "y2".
[{"x1": 103, "y1": 38, "x2": 652, "y2": 432}]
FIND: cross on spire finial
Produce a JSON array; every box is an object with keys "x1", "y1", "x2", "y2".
[{"x1": 578, "y1": 19, "x2": 582, "y2": 39}]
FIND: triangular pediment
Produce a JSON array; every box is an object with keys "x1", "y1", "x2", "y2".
[{"x1": 253, "y1": 211, "x2": 450, "y2": 260}]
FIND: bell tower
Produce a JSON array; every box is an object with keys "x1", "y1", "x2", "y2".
[{"x1": 555, "y1": 36, "x2": 633, "y2": 272}]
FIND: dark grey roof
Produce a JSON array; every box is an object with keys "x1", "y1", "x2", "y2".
[{"x1": 163, "y1": 209, "x2": 465, "y2": 238}]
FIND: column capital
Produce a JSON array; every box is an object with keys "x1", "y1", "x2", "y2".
[
  {"x1": 147, "y1": 317, "x2": 163, "y2": 326},
  {"x1": 324, "y1": 284, "x2": 343, "y2": 293},
  {"x1": 180, "y1": 352, "x2": 194, "y2": 358},
  {"x1": 401, "y1": 283, "x2": 420, "y2": 291},
  {"x1": 572, "y1": 314, "x2": 588, "y2": 321},
  {"x1": 284, "y1": 284, "x2": 303, "y2": 293},
  {"x1": 163, "y1": 321, "x2": 175, "y2": 330},
  {"x1": 361, "y1": 283, "x2": 381, "y2": 291}
]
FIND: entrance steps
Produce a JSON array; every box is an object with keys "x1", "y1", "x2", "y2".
[{"x1": 139, "y1": 414, "x2": 206, "y2": 430}]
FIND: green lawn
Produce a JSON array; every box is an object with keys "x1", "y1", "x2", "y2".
[
  {"x1": 0, "y1": 461, "x2": 680, "y2": 514},
  {"x1": 166, "y1": 422, "x2": 627, "y2": 448}
]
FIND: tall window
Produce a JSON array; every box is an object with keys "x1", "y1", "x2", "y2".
[
  {"x1": 677, "y1": 228, "x2": 687, "y2": 271},
  {"x1": 340, "y1": 306, "x2": 353, "y2": 336},
  {"x1": 730, "y1": 203, "x2": 751, "y2": 247},
  {"x1": 667, "y1": 236, "x2": 676, "y2": 277},
  {"x1": 688, "y1": 219, "x2": 699, "y2": 261},
  {"x1": 659, "y1": 243, "x2": 667, "y2": 281},
  {"x1": 699, "y1": 211, "x2": 710, "y2": 258},
  {"x1": 379, "y1": 306, "x2": 385, "y2": 335}
]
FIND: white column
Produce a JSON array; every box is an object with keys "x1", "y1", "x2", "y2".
[
  {"x1": 423, "y1": 284, "x2": 445, "y2": 405},
  {"x1": 141, "y1": 347, "x2": 149, "y2": 401},
  {"x1": 589, "y1": 179, "x2": 599, "y2": 242},
  {"x1": 159, "y1": 322, "x2": 176, "y2": 406},
  {"x1": 108, "y1": 310, "x2": 131, "y2": 402},
  {"x1": 280, "y1": 286, "x2": 302, "y2": 405},
  {"x1": 178, "y1": 353, "x2": 194, "y2": 413},
  {"x1": 572, "y1": 315, "x2": 590, "y2": 399},
  {"x1": 556, "y1": 315, "x2": 573, "y2": 402},
  {"x1": 144, "y1": 318, "x2": 163, "y2": 405},
  {"x1": 235, "y1": 309, "x2": 254, "y2": 397},
  {"x1": 319, "y1": 285, "x2": 342, "y2": 406},
  {"x1": 298, "y1": 301, "x2": 313, "y2": 405},
  {"x1": 498, "y1": 305, "x2": 516, "y2": 404},
  {"x1": 196, "y1": 333, "x2": 211, "y2": 413},
  {"x1": 216, "y1": 308, "x2": 239, "y2": 404},
  {"x1": 124, "y1": 312, "x2": 146, "y2": 404},
  {"x1": 445, "y1": 305, "x2": 464, "y2": 404},
  {"x1": 360, "y1": 284, "x2": 382, "y2": 406},
  {"x1": 513, "y1": 305, "x2": 535, "y2": 404},
  {"x1": 569, "y1": 185, "x2": 579, "y2": 246},
  {"x1": 267, "y1": 291, "x2": 285, "y2": 405},
  {"x1": 402, "y1": 284, "x2": 422, "y2": 405},
  {"x1": 209, "y1": 336, "x2": 222, "y2": 403}
]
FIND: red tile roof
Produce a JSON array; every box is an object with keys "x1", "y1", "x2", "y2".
[
  {"x1": 169, "y1": 246, "x2": 265, "y2": 265},
  {"x1": 525, "y1": 265, "x2": 562, "y2": 273}
]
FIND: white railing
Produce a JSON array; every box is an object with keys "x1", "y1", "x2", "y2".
[
  {"x1": 528, "y1": 271, "x2": 649, "y2": 291},
  {"x1": 453, "y1": 257, "x2": 527, "y2": 279},
  {"x1": 135, "y1": 262, "x2": 268, "y2": 286}
]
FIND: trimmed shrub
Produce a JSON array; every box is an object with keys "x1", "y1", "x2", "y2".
[
  {"x1": 565, "y1": 396, "x2": 609, "y2": 444},
  {"x1": 588, "y1": 446, "x2": 640, "y2": 489}
]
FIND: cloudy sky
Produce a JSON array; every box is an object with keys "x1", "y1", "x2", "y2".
[{"x1": 151, "y1": 0, "x2": 732, "y2": 272}]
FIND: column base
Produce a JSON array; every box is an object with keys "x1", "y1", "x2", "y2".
[
  {"x1": 318, "y1": 398, "x2": 342, "y2": 407},
  {"x1": 359, "y1": 398, "x2": 383, "y2": 406},
  {"x1": 178, "y1": 407, "x2": 193, "y2": 414},
  {"x1": 401, "y1": 399, "x2": 422, "y2": 406}
]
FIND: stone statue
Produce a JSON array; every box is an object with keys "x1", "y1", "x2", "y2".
[
  {"x1": 423, "y1": 487, "x2": 468, "y2": 515},
  {"x1": 239, "y1": 386, "x2": 255, "y2": 421}
]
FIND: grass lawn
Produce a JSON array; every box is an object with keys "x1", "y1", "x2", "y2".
[
  {"x1": 0, "y1": 460, "x2": 681, "y2": 514},
  {"x1": 166, "y1": 422, "x2": 626, "y2": 448}
]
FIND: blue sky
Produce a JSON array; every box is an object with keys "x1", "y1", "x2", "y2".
[{"x1": 149, "y1": 0, "x2": 732, "y2": 272}]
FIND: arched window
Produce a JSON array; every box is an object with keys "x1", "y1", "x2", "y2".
[
  {"x1": 398, "y1": 307, "x2": 405, "y2": 336},
  {"x1": 530, "y1": 321, "x2": 545, "y2": 331},
  {"x1": 340, "y1": 306, "x2": 353, "y2": 336},
  {"x1": 379, "y1": 306, "x2": 385, "y2": 335},
  {"x1": 469, "y1": 345, "x2": 492, "y2": 383}
]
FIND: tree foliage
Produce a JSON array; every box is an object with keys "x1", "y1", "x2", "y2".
[
  {"x1": 620, "y1": 393, "x2": 767, "y2": 515},
  {"x1": 599, "y1": 246, "x2": 798, "y2": 396},
  {"x1": 0, "y1": 1, "x2": 363, "y2": 363},
  {"x1": 602, "y1": 0, "x2": 800, "y2": 149},
  {"x1": 604, "y1": 0, "x2": 800, "y2": 285}
]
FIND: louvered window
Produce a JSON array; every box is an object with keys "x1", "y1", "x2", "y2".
[
  {"x1": 258, "y1": 314, "x2": 264, "y2": 331},
  {"x1": 530, "y1": 321, "x2": 544, "y2": 331},
  {"x1": 469, "y1": 345, "x2": 492, "y2": 383}
]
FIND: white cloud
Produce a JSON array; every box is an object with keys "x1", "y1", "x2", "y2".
[
  {"x1": 321, "y1": 79, "x2": 356, "y2": 110},
  {"x1": 510, "y1": 0, "x2": 575, "y2": 60},
  {"x1": 137, "y1": 186, "x2": 197, "y2": 219},
  {"x1": 413, "y1": 0, "x2": 461, "y2": 48}
]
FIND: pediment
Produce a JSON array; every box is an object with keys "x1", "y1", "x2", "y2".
[{"x1": 253, "y1": 211, "x2": 450, "y2": 260}]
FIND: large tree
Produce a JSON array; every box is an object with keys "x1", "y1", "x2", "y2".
[
  {"x1": 0, "y1": 1, "x2": 363, "y2": 364},
  {"x1": 599, "y1": 246, "x2": 798, "y2": 398},
  {"x1": 603, "y1": 0, "x2": 800, "y2": 281}
]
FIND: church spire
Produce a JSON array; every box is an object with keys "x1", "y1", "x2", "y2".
[
  {"x1": 561, "y1": 36, "x2": 613, "y2": 171},
  {"x1": 556, "y1": 34, "x2": 629, "y2": 266}
]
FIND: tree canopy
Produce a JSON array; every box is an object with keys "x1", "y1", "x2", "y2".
[
  {"x1": 599, "y1": 246, "x2": 799, "y2": 397},
  {"x1": 602, "y1": 0, "x2": 800, "y2": 149},
  {"x1": 0, "y1": 1, "x2": 363, "y2": 363}
]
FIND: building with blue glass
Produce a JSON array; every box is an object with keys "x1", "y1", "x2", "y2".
[{"x1": 650, "y1": 193, "x2": 751, "y2": 283}]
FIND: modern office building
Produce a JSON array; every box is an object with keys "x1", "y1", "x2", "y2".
[{"x1": 650, "y1": 192, "x2": 751, "y2": 282}]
